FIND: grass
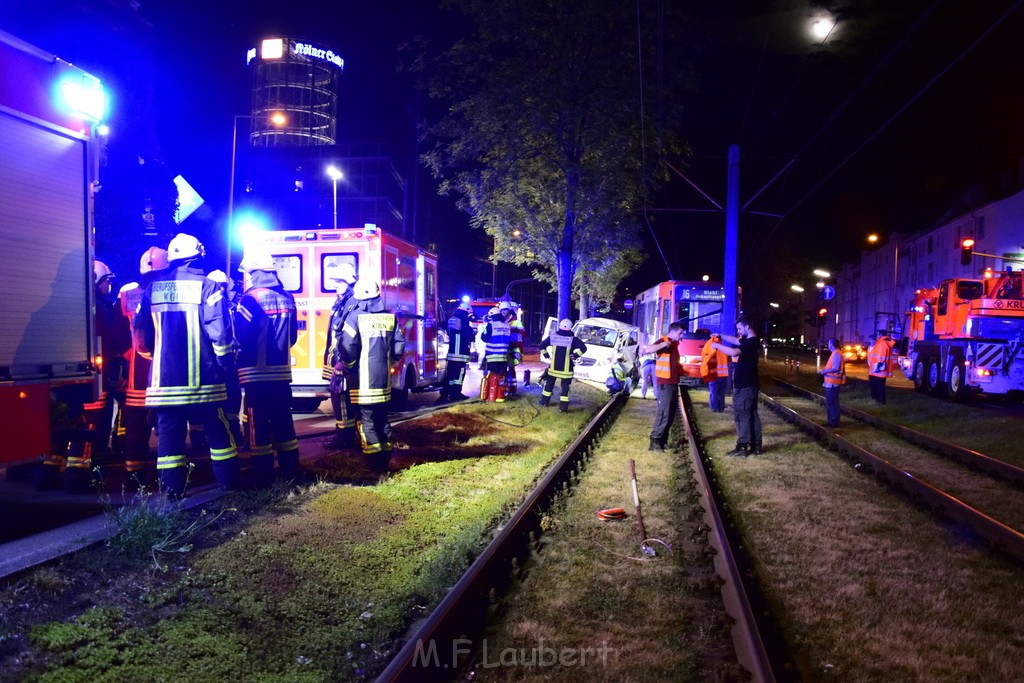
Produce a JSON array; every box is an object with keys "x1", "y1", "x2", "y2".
[
  {"x1": 11, "y1": 384, "x2": 608, "y2": 682},
  {"x1": 467, "y1": 396, "x2": 739, "y2": 681},
  {"x1": 690, "y1": 383, "x2": 1024, "y2": 681}
]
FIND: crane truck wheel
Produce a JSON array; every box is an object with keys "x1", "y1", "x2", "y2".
[
  {"x1": 913, "y1": 358, "x2": 928, "y2": 393},
  {"x1": 927, "y1": 357, "x2": 947, "y2": 397},
  {"x1": 949, "y1": 360, "x2": 970, "y2": 402}
]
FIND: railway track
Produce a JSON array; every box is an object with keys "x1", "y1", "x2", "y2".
[
  {"x1": 765, "y1": 377, "x2": 1024, "y2": 564},
  {"x1": 378, "y1": 389, "x2": 792, "y2": 682}
]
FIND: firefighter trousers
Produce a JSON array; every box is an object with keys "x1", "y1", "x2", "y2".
[
  {"x1": 443, "y1": 360, "x2": 467, "y2": 397},
  {"x1": 330, "y1": 384, "x2": 359, "y2": 441},
  {"x1": 539, "y1": 375, "x2": 573, "y2": 411},
  {"x1": 121, "y1": 405, "x2": 155, "y2": 486},
  {"x1": 357, "y1": 403, "x2": 393, "y2": 461},
  {"x1": 155, "y1": 403, "x2": 239, "y2": 498},
  {"x1": 244, "y1": 381, "x2": 300, "y2": 486}
]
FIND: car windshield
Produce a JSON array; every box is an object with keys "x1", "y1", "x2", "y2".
[{"x1": 575, "y1": 324, "x2": 618, "y2": 347}]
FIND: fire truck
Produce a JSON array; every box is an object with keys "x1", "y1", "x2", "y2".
[
  {"x1": 0, "y1": 31, "x2": 106, "y2": 467},
  {"x1": 243, "y1": 226, "x2": 442, "y2": 409},
  {"x1": 898, "y1": 269, "x2": 1024, "y2": 401}
]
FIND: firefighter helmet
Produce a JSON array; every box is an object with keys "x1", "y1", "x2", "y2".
[
  {"x1": 239, "y1": 249, "x2": 275, "y2": 272},
  {"x1": 559, "y1": 318, "x2": 573, "y2": 331},
  {"x1": 459, "y1": 301, "x2": 471, "y2": 311},
  {"x1": 139, "y1": 247, "x2": 169, "y2": 275},
  {"x1": 328, "y1": 262, "x2": 358, "y2": 285},
  {"x1": 499, "y1": 299, "x2": 512, "y2": 312},
  {"x1": 353, "y1": 280, "x2": 380, "y2": 300},
  {"x1": 168, "y1": 233, "x2": 205, "y2": 261},
  {"x1": 93, "y1": 260, "x2": 113, "y2": 285},
  {"x1": 206, "y1": 269, "x2": 228, "y2": 284},
  {"x1": 487, "y1": 306, "x2": 502, "y2": 320}
]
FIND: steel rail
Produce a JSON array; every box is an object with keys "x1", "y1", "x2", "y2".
[
  {"x1": 769, "y1": 377, "x2": 1024, "y2": 485},
  {"x1": 759, "y1": 391, "x2": 1024, "y2": 564},
  {"x1": 376, "y1": 391, "x2": 627, "y2": 682},
  {"x1": 679, "y1": 389, "x2": 796, "y2": 683}
]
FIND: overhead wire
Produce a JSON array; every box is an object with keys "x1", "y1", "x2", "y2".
[{"x1": 758, "y1": 0, "x2": 1022, "y2": 250}]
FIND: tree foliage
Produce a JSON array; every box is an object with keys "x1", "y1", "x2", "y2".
[{"x1": 415, "y1": 0, "x2": 693, "y2": 318}]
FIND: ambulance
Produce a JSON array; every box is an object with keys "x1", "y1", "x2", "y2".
[{"x1": 244, "y1": 226, "x2": 442, "y2": 409}]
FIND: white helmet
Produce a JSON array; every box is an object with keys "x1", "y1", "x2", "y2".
[
  {"x1": 139, "y1": 247, "x2": 169, "y2": 275},
  {"x1": 328, "y1": 262, "x2": 358, "y2": 285},
  {"x1": 353, "y1": 280, "x2": 380, "y2": 300},
  {"x1": 168, "y1": 233, "x2": 205, "y2": 261},
  {"x1": 558, "y1": 318, "x2": 573, "y2": 331},
  {"x1": 239, "y1": 249, "x2": 275, "y2": 273},
  {"x1": 94, "y1": 260, "x2": 113, "y2": 285},
  {"x1": 206, "y1": 269, "x2": 228, "y2": 284},
  {"x1": 499, "y1": 299, "x2": 512, "y2": 312}
]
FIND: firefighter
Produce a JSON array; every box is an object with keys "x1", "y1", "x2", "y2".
[
  {"x1": 701, "y1": 333, "x2": 730, "y2": 412},
  {"x1": 60, "y1": 260, "x2": 132, "y2": 493},
  {"x1": 207, "y1": 269, "x2": 246, "y2": 450},
  {"x1": 133, "y1": 233, "x2": 239, "y2": 498},
  {"x1": 341, "y1": 280, "x2": 405, "y2": 469},
  {"x1": 439, "y1": 300, "x2": 474, "y2": 403},
  {"x1": 116, "y1": 247, "x2": 169, "y2": 488},
  {"x1": 867, "y1": 333, "x2": 895, "y2": 404},
  {"x1": 502, "y1": 300, "x2": 525, "y2": 397},
  {"x1": 606, "y1": 356, "x2": 629, "y2": 395},
  {"x1": 538, "y1": 319, "x2": 587, "y2": 412},
  {"x1": 820, "y1": 337, "x2": 847, "y2": 427},
  {"x1": 323, "y1": 262, "x2": 360, "y2": 449},
  {"x1": 235, "y1": 249, "x2": 300, "y2": 486},
  {"x1": 480, "y1": 307, "x2": 511, "y2": 402}
]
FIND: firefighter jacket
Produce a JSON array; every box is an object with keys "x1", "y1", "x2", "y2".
[
  {"x1": 481, "y1": 320, "x2": 512, "y2": 364},
  {"x1": 700, "y1": 336, "x2": 730, "y2": 383},
  {"x1": 323, "y1": 291, "x2": 357, "y2": 380},
  {"x1": 539, "y1": 330, "x2": 588, "y2": 379},
  {"x1": 235, "y1": 270, "x2": 298, "y2": 385},
  {"x1": 119, "y1": 281, "x2": 152, "y2": 407},
  {"x1": 446, "y1": 308, "x2": 473, "y2": 362},
  {"x1": 133, "y1": 265, "x2": 233, "y2": 407},
  {"x1": 822, "y1": 350, "x2": 847, "y2": 387},
  {"x1": 341, "y1": 295, "x2": 406, "y2": 405},
  {"x1": 868, "y1": 336, "x2": 895, "y2": 378},
  {"x1": 508, "y1": 319, "x2": 526, "y2": 365}
]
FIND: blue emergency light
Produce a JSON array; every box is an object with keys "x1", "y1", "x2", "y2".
[{"x1": 58, "y1": 73, "x2": 106, "y2": 123}]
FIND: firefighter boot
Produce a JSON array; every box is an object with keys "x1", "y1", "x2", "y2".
[
  {"x1": 278, "y1": 448, "x2": 300, "y2": 480},
  {"x1": 212, "y1": 456, "x2": 240, "y2": 491},
  {"x1": 160, "y1": 467, "x2": 188, "y2": 500},
  {"x1": 249, "y1": 453, "x2": 274, "y2": 489},
  {"x1": 559, "y1": 398, "x2": 569, "y2": 413}
]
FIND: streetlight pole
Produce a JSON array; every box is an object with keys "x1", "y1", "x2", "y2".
[{"x1": 326, "y1": 166, "x2": 343, "y2": 229}]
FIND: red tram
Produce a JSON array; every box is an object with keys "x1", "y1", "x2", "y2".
[{"x1": 632, "y1": 281, "x2": 728, "y2": 384}]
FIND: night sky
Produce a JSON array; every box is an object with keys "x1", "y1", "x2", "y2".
[{"x1": 5, "y1": 0, "x2": 1024, "y2": 304}]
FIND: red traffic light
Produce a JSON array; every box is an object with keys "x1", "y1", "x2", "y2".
[
  {"x1": 961, "y1": 236, "x2": 974, "y2": 266},
  {"x1": 817, "y1": 307, "x2": 828, "y2": 317},
  {"x1": 961, "y1": 237, "x2": 975, "y2": 249}
]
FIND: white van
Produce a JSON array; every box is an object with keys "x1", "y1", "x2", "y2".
[{"x1": 570, "y1": 317, "x2": 641, "y2": 382}]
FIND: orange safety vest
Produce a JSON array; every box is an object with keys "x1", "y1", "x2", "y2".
[
  {"x1": 700, "y1": 338, "x2": 729, "y2": 382},
  {"x1": 824, "y1": 350, "x2": 846, "y2": 386},
  {"x1": 867, "y1": 337, "x2": 894, "y2": 378},
  {"x1": 654, "y1": 336, "x2": 680, "y2": 382}
]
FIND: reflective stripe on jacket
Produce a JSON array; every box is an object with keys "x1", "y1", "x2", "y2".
[
  {"x1": 482, "y1": 320, "x2": 511, "y2": 364},
  {"x1": 446, "y1": 309, "x2": 473, "y2": 362},
  {"x1": 654, "y1": 337, "x2": 680, "y2": 382}
]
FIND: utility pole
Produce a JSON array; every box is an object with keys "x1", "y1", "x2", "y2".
[{"x1": 723, "y1": 144, "x2": 740, "y2": 334}]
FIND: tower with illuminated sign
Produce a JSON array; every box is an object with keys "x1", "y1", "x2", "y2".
[{"x1": 247, "y1": 37, "x2": 343, "y2": 146}]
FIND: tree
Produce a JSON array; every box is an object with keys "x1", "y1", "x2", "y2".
[{"x1": 415, "y1": 0, "x2": 692, "y2": 319}]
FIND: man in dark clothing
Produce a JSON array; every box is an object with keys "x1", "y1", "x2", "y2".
[
  {"x1": 643, "y1": 322, "x2": 683, "y2": 451},
  {"x1": 439, "y1": 301, "x2": 474, "y2": 402},
  {"x1": 712, "y1": 317, "x2": 763, "y2": 456},
  {"x1": 235, "y1": 249, "x2": 299, "y2": 486}
]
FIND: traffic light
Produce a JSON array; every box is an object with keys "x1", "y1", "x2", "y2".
[
  {"x1": 817, "y1": 307, "x2": 828, "y2": 327},
  {"x1": 961, "y1": 237, "x2": 975, "y2": 266}
]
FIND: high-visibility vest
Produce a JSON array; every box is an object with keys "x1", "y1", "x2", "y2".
[
  {"x1": 700, "y1": 338, "x2": 729, "y2": 382},
  {"x1": 654, "y1": 337, "x2": 679, "y2": 382},
  {"x1": 868, "y1": 337, "x2": 894, "y2": 378},
  {"x1": 824, "y1": 351, "x2": 846, "y2": 386}
]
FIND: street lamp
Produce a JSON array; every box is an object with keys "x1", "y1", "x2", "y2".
[
  {"x1": 227, "y1": 112, "x2": 286, "y2": 273},
  {"x1": 867, "y1": 233, "x2": 900, "y2": 319},
  {"x1": 326, "y1": 165, "x2": 343, "y2": 229}
]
